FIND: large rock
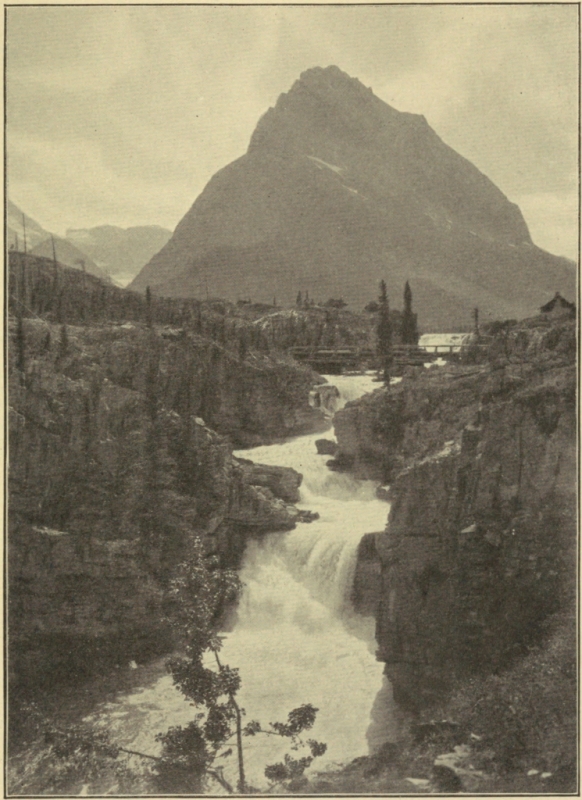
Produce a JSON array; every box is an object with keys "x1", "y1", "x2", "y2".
[
  {"x1": 131, "y1": 66, "x2": 575, "y2": 328},
  {"x1": 351, "y1": 532, "x2": 383, "y2": 616},
  {"x1": 310, "y1": 384, "x2": 341, "y2": 417},
  {"x1": 315, "y1": 438, "x2": 338, "y2": 455},
  {"x1": 342, "y1": 318, "x2": 576, "y2": 709},
  {"x1": 237, "y1": 458, "x2": 302, "y2": 503}
]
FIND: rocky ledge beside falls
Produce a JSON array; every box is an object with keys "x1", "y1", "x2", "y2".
[
  {"x1": 339, "y1": 316, "x2": 576, "y2": 706},
  {"x1": 8, "y1": 318, "x2": 321, "y2": 691}
]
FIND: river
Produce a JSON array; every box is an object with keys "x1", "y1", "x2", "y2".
[{"x1": 72, "y1": 374, "x2": 396, "y2": 791}]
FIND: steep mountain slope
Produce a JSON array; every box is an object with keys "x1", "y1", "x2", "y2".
[
  {"x1": 30, "y1": 236, "x2": 110, "y2": 282},
  {"x1": 131, "y1": 66, "x2": 575, "y2": 329},
  {"x1": 7, "y1": 200, "x2": 51, "y2": 251},
  {"x1": 66, "y1": 224, "x2": 172, "y2": 287}
]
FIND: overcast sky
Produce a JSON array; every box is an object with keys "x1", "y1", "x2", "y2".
[{"x1": 6, "y1": 4, "x2": 579, "y2": 260}]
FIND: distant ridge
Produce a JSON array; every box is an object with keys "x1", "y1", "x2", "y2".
[
  {"x1": 7, "y1": 199, "x2": 172, "y2": 288},
  {"x1": 66, "y1": 224, "x2": 172, "y2": 287},
  {"x1": 131, "y1": 65, "x2": 576, "y2": 329}
]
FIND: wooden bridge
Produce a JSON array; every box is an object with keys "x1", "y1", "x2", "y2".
[
  {"x1": 289, "y1": 346, "x2": 377, "y2": 373},
  {"x1": 289, "y1": 343, "x2": 487, "y2": 373}
]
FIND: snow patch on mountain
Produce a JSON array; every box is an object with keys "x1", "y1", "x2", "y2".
[{"x1": 307, "y1": 156, "x2": 345, "y2": 175}]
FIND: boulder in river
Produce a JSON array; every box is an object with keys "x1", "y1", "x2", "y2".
[
  {"x1": 310, "y1": 384, "x2": 341, "y2": 416},
  {"x1": 315, "y1": 438, "x2": 338, "y2": 456},
  {"x1": 237, "y1": 458, "x2": 302, "y2": 503}
]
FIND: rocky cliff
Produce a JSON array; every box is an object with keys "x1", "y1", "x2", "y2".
[
  {"x1": 341, "y1": 316, "x2": 576, "y2": 708},
  {"x1": 131, "y1": 65, "x2": 575, "y2": 328},
  {"x1": 8, "y1": 316, "x2": 323, "y2": 690}
]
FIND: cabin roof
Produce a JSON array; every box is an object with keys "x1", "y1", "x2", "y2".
[{"x1": 540, "y1": 292, "x2": 575, "y2": 313}]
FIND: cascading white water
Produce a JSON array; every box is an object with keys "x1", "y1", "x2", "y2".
[{"x1": 83, "y1": 373, "x2": 392, "y2": 790}]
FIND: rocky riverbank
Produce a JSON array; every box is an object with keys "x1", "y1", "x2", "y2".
[
  {"x1": 8, "y1": 317, "x2": 325, "y2": 692},
  {"x1": 340, "y1": 315, "x2": 576, "y2": 789}
]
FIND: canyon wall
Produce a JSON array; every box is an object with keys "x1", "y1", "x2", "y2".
[
  {"x1": 343, "y1": 316, "x2": 576, "y2": 708},
  {"x1": 9, "y1": 318, "x2": 323, "y2": 689}
]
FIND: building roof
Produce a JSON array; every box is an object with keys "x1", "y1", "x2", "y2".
[{"x1": 540, "y1": 292, "x2": 575, "y2": 313}]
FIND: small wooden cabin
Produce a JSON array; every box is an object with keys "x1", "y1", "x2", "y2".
[{"x1": 539, "y1": 292, "x2": 575, "y2": 319}]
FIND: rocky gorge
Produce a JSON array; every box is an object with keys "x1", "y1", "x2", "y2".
[
  {"x1": 8, "y1": 293, "x2": 577, "y2": 794},
  {"x1": 8, "y1": 314, "x2": 326, "y2": 694}
]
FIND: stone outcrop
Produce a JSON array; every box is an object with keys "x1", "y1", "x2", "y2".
[
  {"x1": 9, "y1": 528, "x2": 170, "y2": 687},
  {"x1": 315, "y1": 438, "x2": 338, "y2": 456},
  {"x1": 338, "y1": 317, "x2": 576, "y2": 708},
  {"x1": 351, "y1": 532, "x2": 383, "y2": 616},
  {"x1": 236, "y1": 458, "x2": 302, "y2": 503},
  {"x1": 8, "y1": 316, "x2": 318, "y2": 689},
  {"x1": 310, "y1": 383, "x2": 341, "y2": 417}
]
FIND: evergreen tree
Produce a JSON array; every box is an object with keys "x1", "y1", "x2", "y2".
[
  {"x1": 58, "y1": 324, "x2": 69, "y2": 360},
  {"x1": 377, "y1": 280, "x2": 392, "y2": 384},
  {"x1": 42, "y1": 329, "x2": 52, "y2": 354},
  {"x1": 146, "y1": 286, "x2": 153, "y2": 328},
  {"x1": 16, "y1": 313, "x2": 25, "y2": 377},
  {"x1": 296, "y1": 291, "x2": 302, "y2": 307},
  {"x1": 401, "y1": 280, "x2": 418, "y2": 345},
  {"x1": 238, "y1": 331, "x2": 248, "y2": 362}
]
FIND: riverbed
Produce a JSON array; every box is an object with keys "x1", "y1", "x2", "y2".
[{"x1": 15, "y1": 374, "x2": 398, "y2": 793}]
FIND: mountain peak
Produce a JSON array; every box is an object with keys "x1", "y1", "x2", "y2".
[
  {"x1": 290, "y1": 64, "x2": 381, "y2": 108},
  {"x1": 248, "y1": 65, "x2": 413, "y2": 155},
  {"x1": 131, "y1": 67, "x2": 574, "y2": 327},
  {"x1": 296, "y1": 64, "x2": 359, "y2": 87}
]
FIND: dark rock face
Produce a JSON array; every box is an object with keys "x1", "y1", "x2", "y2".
[
  {"x1": 131, "y1": 65, "x2": 575, "y2": 328},
  {"x1": 341, "y1": 318, "x2": 576, "y2": 708},
  {"x1": 236, "y1": 458, "x2": 302, "y2": 504},
  {"x1": 8, "y1": 318, "x2": 321, "y2": 689},
  {"x1": 310, "y1": 383, "x2": 341, "y2": 417},
  {"x1": 9, "y1": 529, "x2": 170, "y2": 686},
  {"x1": 315, "y1": 438, "x2": 338, "y2": 456},
  {"x1": 351, "y1": 532, "x2": 383, "y2": 616}
]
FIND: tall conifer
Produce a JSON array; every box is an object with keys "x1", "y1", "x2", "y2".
[
  {"x1": 377, "y1": 280, "x2": 393, "y2": 384},
  {"x1": 401, "y1": 280, "x2": 418, "y2": 344}
]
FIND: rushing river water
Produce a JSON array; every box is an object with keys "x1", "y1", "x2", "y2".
[{"x1": 79, "y1": 373, "x2": 396, "y2": 791}]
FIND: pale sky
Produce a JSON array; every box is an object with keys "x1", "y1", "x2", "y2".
[{"x1": 6, "y1": 4, "x2": 579, "y2": 260}]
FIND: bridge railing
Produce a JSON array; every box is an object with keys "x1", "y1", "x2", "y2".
[{"x1": 289, "y1": 343, "x2": 491, "y2": 361}]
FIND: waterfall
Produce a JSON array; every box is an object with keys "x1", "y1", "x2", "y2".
[
  {"x1": 81, "y1": 373, "x2": 391, "y2": 791},
  {"x1": 219, "y1": 372, "x2": 388, "y2": 786},
  {"x1": 232, "y1": 373, "x2": 385, "y2": 615}
]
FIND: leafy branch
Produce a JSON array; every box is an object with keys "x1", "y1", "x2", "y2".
[{"x1": 28, "y1": 540, "x2": 327, "y2": 794}]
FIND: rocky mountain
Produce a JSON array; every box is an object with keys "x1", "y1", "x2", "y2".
[
  {"x1": 30, "y1": 236, "x2": 111, "y2": 283},
  {"x1": 66, "y1": 224, "x2": 172, "y2": 287},
  {"x1": 131, "y1": 65, "x2": 576, "y2": 330}
]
